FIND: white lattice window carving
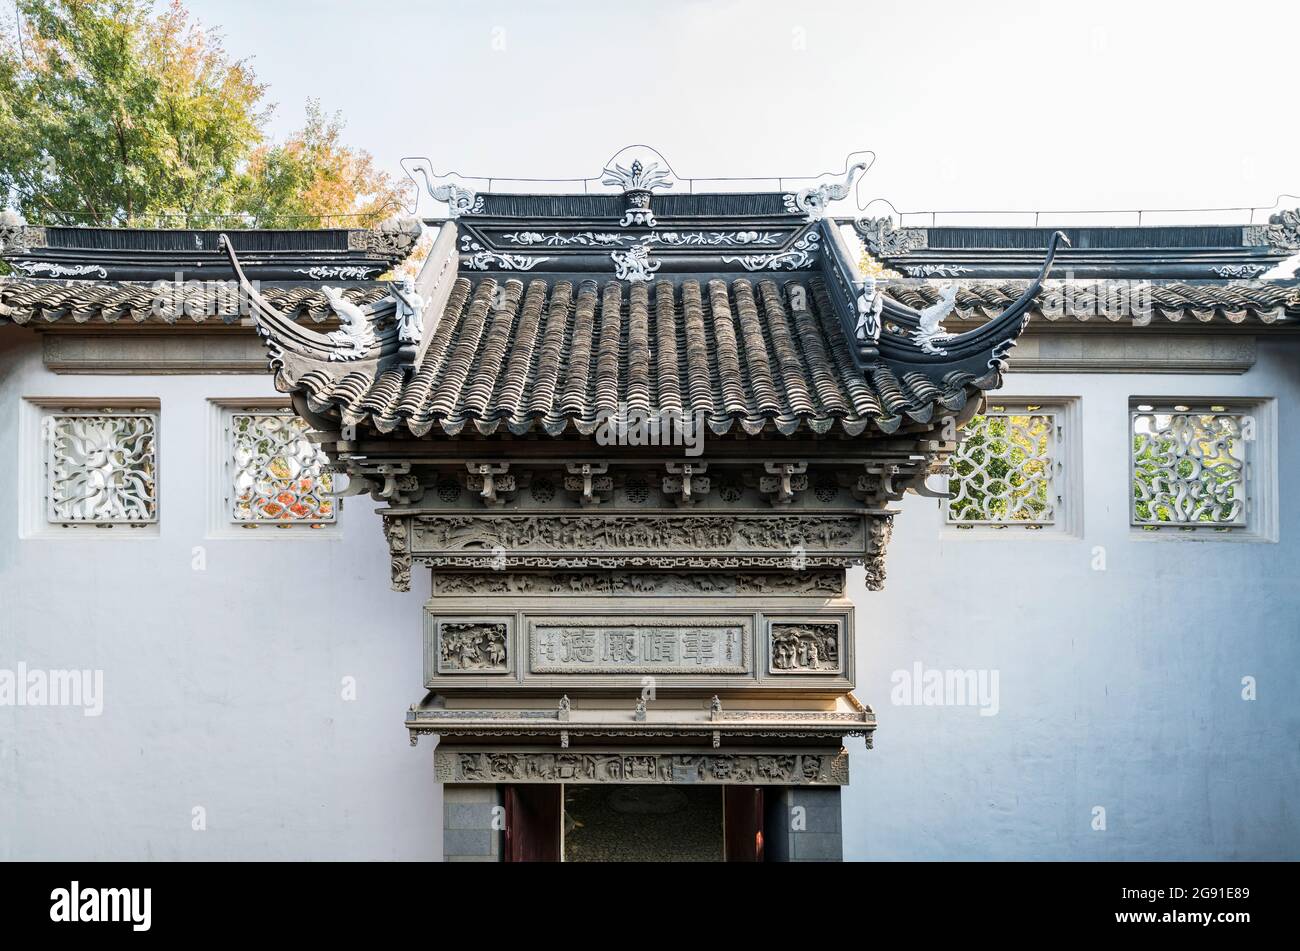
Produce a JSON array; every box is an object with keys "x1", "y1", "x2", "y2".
[
  {"x1": 227, "y1": 411, "x2": 335, "y2": 525},
  {"x1": 1131, "y1": 404, "x2": 1249, "y2": 530},
  {"x1": 947, "y1": 406, "x2": 1058, "y2": 528},
  {"x1": 44, "y1": 412, "x2": 158, "y2": 525}
]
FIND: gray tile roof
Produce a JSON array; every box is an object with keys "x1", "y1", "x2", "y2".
[
  {"x1": 0, "y1": 278, "x2": 384, "y2": 325},
  {"x1": 289, "y1": 274, "x2": 992, "y2": 438},
  {"x1": 887, "y1": 279, "x2": 1299, "y2": 325}
]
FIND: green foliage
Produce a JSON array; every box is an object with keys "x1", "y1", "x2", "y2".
[
  {"x1": 948, "y1": 413, "x2": 1053, "y2": 524},
  {"x1": 1132, "y1": 414, "x2": 1242, "y2": 525},
  {"x1": 232, "y1": 100, "x2": 407, "y2": 229},
  {"x1": 0, "y1": 1, "x2": 407, "y2": 228}
]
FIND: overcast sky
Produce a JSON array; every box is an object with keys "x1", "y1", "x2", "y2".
[{"x1": 187, "y1": 0, "x2": 1298, "y2": 226}]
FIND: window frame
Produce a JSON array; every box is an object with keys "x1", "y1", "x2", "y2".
[
  {"x1": 942, "y1": 396, "x2": 1083, "y2": 539},
  {"x1": 207, "y1": 399, "x2": 342, "y2": 538},
  {"x1": 20, "y1": 397, "x2": 162, "y2": 538},
  {"x1": 1128, "y1": 397, "x2": 1277, "y2": 542}
]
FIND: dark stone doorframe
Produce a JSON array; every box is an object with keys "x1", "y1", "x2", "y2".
[{"x1": 490, "y1": 783, "x2": 776, "y2": 862}]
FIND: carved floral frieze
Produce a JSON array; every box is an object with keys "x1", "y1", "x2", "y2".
[
  {"x1": 386, "y1": 513, "x2": 892, "y2": 587},
  {"x1": 410, "y1": 514, "x2": 864, "y2": 555},
  {"x1": 434, "y1": 749, "x2": 849, "y2": 785},
  {"x1": 429, "y1": 569, "x2": 845, "y2": 596}
]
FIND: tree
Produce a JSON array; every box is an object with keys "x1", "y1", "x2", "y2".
[
  {"x1": 234, "y1": 100, "x2": 409, "y2": 229},
  {"x1": 0, "y1": 0, "x2": 409, "y2": 228},
  {"x1": 0, "y1": 0, "x2": 263, "y2": 225}
]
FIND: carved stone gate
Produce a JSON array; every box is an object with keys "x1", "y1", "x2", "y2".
[{"x1": 230, "y1": 150, "x2": 1062, "y2": 861}]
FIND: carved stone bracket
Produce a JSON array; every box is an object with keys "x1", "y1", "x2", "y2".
[
  {"x1": 383, "y1": 515, "x2": 412, "y2": 592},
  {"x1": 564, "y1": 462, "x2": 612, "y2": 506},
  {"x1": 864, "y1": 515, "x2": 894, "y2": 592},
  {"x1": 663, "y1": 461, "x2": 710, "y2": 506},
  {"x1": 467, "y1": 462, "x2": 515, "y2": 506},
  {"x1": 339, "y1": 461, "x2": 423, "y2": 505},
  {"x1": 857, "y1": 462, "x2": 930, "y2": 505},
  {"x1": 851, "y1": 472, "x2": 884, "y2": 505},
  {"x1": 761, "y1": 462, "x2": 808, "y2": 505}
]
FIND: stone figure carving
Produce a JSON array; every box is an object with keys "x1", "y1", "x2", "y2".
[
  {"x1": 322, "y1": 286, "x2": 377, "y2": 360},
  {"x1": 782, "y1": 161, "x2": 868, "y2": 221},
  {"x1": 913, "y1": 285, "x2": 959, "y2": 355},
  {"x1": 771, "y1": 623, "x2": 841, "y2": 672},
  {"x1": 439, "y1": 622, "x2": 509, "y2": 672},
  {"x1": 390, "y1": 279, "x2": 425, "y2": 361},
  {"x1": 856, "y1": 276, "x2": 884, "y2": 343},
  {"x1": 412, "y1": 165, "x2": 485, "y2": 218},
  {"x1": 611, "y1": 244, "x2": 660, "y2": 282}
]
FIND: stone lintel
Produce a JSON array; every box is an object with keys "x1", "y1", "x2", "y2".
[{"x1": 433, "y1": 747, "x2": 849, "y2": 786}]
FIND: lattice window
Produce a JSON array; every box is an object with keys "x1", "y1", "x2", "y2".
[
  {"x1": 947, "y1": 406, "x2": 1058, "y2": 528},
  {"x1": 44, "y1": 412, "x2": 158, "y2": 525},
  {"x1": 1131, "y1": 404, "x2": 1249, "y2": 530},
  {"x1": 227, "y1": 411, "x2": 335, "y2": 525}
]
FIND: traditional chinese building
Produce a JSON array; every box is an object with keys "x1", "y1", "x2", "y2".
[
  {"x1": 215, "y1": 152, "x2": 1067, "y2": 861},
  {"x1": 2, "y1": 155, "x2": 1297, "y2": 862}
]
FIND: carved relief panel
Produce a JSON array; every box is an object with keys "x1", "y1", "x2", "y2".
[
  {"x1": 430, "y1": 616, "x2": 513, "y2": 676},
  {"x1": 768, "y1": 618, "x2": 844, "y2": 675},
  {"x1": 423, "y1": 603, "x2": 853, "y2": 689}
]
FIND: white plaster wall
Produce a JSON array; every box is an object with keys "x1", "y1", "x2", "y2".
[
  {"x1": 844, "y1": 340, "x2": 1300, "y2": 860},
  {"x1": 2, "y1": 326, "x2": 1296, "y2": 860},
  {"x1": 0, "y1": 328, "x2": 440, "y2": 860}
]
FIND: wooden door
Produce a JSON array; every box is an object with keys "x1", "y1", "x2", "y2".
[
  {"x1": 723, "y1": 786, "x2": 765, "y2": 861},
  {"x1": 503, "y1": 784, "x2": 561, "y2": 862}
]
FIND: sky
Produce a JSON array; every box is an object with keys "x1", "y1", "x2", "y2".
[{"x1": 185, "y1": 0, "x2": 1299, "y2": 226}]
